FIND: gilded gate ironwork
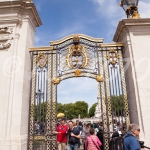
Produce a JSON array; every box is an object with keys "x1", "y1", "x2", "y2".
[{"x1": 28, "y1": 34, "x2": 130, "y2": 150}]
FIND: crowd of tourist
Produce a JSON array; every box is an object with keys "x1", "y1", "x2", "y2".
[
  {"x1": 52, "y1": 118, "x2": 103, "y2": 150},
  {"x1": 34, "y1": 118, "x2": 145, "y2": 150}
]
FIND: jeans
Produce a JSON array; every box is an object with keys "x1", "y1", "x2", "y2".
[{"x1": 67, "y1": 143, "x2": 78, "y2": 150}]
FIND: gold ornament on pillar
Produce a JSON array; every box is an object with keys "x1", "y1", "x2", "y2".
[
  {"x1": 36, "y1": 54, "x2": 47, "y2": 68},
  {"x1": 74, "y1": 69, "x2": 82, "y2": 76},
  {"x1": 106, "y1": 49, "x2": 120, "y2": 65},
  {"x1": 96, "y1": 75, "x2": 104, "y2": 82},
  {"x1": 120, "y1": 0, "x2": 140, "y2": 18},
  {"x1": 52, "y1": 78, "x2": 60, "y2": 85}
]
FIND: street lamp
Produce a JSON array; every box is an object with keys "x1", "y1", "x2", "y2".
[
  {"x1": 120, "y1": 0, "x2": 140, "y2": 18},
  {"x1": 65, "y1": 110, "x2": 68, "y2": 119}
]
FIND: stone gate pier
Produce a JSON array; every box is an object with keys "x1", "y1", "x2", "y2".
[
  {"x1": 0, "y1": 0, "x2": 41, "y2": 149},
  {"x1": 114, "y1": 18, "x2": 150, "y2": 146}
]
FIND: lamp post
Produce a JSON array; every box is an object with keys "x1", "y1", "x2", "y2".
[
  {"x1": 120, "y1": 0, "x2": 140, "y2": 18},
  {"x1": 65, "y1": 110, "x2": 68, "y2": 119}
]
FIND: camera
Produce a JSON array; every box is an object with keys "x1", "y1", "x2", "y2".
[
  {"x1": 139, "y1": 141, "x2": 150, "y2": 149},
  {"x1": 139, "y1": 141, "x2": 144, "y2": 148}
]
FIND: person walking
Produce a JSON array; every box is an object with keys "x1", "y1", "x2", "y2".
[
  {"x1": 97, "y1": 127, "x2": 103, "y2": 150},
  {"x1": 86, "y1": 128, "x2": 102, "y2": 150},
  {"x1": 53, "y1": 117, "x2": 68, "y2": 150},
  {"x1": 82, "y1": 123, "x2": 91, "y2": 150},
  {"x1": 94, "y1": 124, "x2": 99, "y2": 135},
  {"x1": 124, "y1": 124, "x2": 141, "y2": 150},
  {"x1": 67, "y1": 120, "x2": 81, "y2": 150}
]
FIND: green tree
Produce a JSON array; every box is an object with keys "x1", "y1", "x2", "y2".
[
  {"x1": 34, "y1": 101, "x2": 90, "y2": 121},
  {"x1": 57, "y1": 103, "x2": 64, "y2": 113},
  {"x1": 74, "y1": 101, "x2": 88, "y2": 118},
  {"x1": 34, "y1": 102, "x2": 46, "y2": 122},
  {"x1": 63, "y1": 103, "x2": 76, "y2": 119},
  {"x1": 89, "y1": 103, "x2": 97, "y2": 117},
  {"x1": 57, "y1": 101, "x2": 89, "y2": 119},
  {"x1": 111, "y1": 95, "x2": 124, "y2": 116}
]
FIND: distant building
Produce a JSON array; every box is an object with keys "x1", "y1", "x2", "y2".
[
  {"x1": 94, "y1": 85, "x2": 102, "y2": 118},
  {"x1": 94, "y1": 96, "x2": 102, "y2": 118}
]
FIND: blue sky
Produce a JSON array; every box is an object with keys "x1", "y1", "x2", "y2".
[{"x1": 33, "y1": 0, "x2": 150, "y2": 109}]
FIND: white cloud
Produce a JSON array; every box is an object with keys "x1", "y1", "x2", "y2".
[
  {"x1": 91, "y1": 0, "x2": 150, "y2": 21},
  {"x1": 106, "y1": 29, "x2": 115, "y2": 41},
  {"x1": 89, "y1": 0, "x2": 125, "y2": 42},
  {"x1": 90, "y1": 0, "x2": 125, "y2": 21},
  {"x1": 139, "y1": 0, "x2": 150, "y2": 18},
  {"x1": 53, "y1": 23, "x2": 84, "y2": 41},
  {"x1": 91, "y1": 0, "x2": 105, "y2": 6},
  {"x1": 90, "y1": 0, "x2": 150, "y2": 42},
  {"x1": 57, "y1": 77, "x2": 98, "y2": 108},
  {"x1": 34, "y1": 24, "x2": 83, "y2": 46},
  {"x1": 58, "y1": 78, "x2": 97, "y2": 93},
  {"x1": 34, "y1": 35, "x2": 40, "y2": 44},
  {"x1": 33, "y1": 0, "x2": 48, "y2": 11}
]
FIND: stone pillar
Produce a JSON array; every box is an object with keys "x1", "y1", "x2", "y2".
[
  {"x1": 0, "y1": 0, "x2": 42, "y2": 150},
  {"x1": 114, "y1": 19, "x2": 150, "y2": 146}
]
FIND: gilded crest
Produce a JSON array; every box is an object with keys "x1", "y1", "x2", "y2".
[
  {"x1": 36, "y1": 54, "x2": 47, "y2": 68},
  {"x1": 52, "y1": 78, "x2": 60, "y2": 85},
  {"x1": 96, "y1": 75, "x2": 104, "y2": 82},
  {"x1": 74, "y1": 69, "x2": 82, "y2": 76},
  {"x1": 106, "y1": 50, "x2": 120, "y2": 65},
  {"x1": 66, "y1": 35, "x2": 88, "y2": 69}
]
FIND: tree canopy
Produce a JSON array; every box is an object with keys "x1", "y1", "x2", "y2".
[
  {"x1": 57, "y1": 101, "x2": 89, "y2": 119},
  {"x1": 34, "y1": 95, "x2": 125, "y2": 121},
  {"x1": 87, "y1": 95, "x2": 125, "y2": 117},
  {"x1": 111, "y1": 95, "x2": 124, "y2": 116},
  {"x1": 89, "y1": 103, "x2": 97, "y2": 117}
]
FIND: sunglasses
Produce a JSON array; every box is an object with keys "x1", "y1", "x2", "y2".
[{"x1": 136, "y1": 129, "x2": 140, "y2": 132}]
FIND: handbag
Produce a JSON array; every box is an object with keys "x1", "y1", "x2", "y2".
[{"x1": 89, "y1": 136, "x2": 101, "y2": 150}]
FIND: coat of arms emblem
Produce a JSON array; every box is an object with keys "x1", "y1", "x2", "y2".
[
  {"x1": 66, "y1": 35, "x2": 88, "y2": 69},
  {"x1": 36, "y1": 54, "x2": 47, "y2": 68}
]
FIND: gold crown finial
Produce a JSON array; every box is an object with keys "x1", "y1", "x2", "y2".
[{"x1": 73, "y1": 35, "x2": 80, "y2": 42}]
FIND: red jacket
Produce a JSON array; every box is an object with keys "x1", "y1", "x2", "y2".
[{"x1": 56, "y1": 124, "x2": 68, "y2": 143}]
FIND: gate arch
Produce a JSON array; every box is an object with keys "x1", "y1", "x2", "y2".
[{"x1": 28, "y1": 34, "x2": 130, "y2": 150}]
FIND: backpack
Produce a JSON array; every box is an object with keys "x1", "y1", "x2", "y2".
[{"x1": 109, "y1": 132, "x2": 124, "y2": 150}]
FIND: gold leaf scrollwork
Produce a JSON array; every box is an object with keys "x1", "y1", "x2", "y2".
[
  {"x1": 52, "y1": 78, "x2": 60, "y2": 85},
  {"x1": 96, "y1": 75, "x2": 104, "y2": 82},
  {"x1": 74, "y1": 69, "x2": 82, "y2": 76}
]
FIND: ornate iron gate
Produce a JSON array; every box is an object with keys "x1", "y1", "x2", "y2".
[{"x1": 28, "y1": 34, "x2": 130, "y2": 150}]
